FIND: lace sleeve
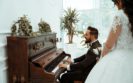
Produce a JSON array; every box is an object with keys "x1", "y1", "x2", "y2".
[
  {"x1": 112, "y1": 16, "x2": 122, "y2": 33},
  {"x1": 101, "y1": 16, "x2": 122, "y2": 57}
]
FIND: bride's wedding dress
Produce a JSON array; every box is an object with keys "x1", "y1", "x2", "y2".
[{"x1": 85, "y1": 9, "x2": 133, "y2": 83}]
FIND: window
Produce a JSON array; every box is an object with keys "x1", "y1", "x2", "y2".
[{"x1": 63, "y1": 0, "x2": 95, "y2": 10}]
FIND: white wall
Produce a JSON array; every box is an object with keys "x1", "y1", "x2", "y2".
[
  {"x1": 0, "y1": 0, "x2": 63, "y2": 83},
  {"x1": 0, "y1": 0, "x2": 63, "y2": 37}
]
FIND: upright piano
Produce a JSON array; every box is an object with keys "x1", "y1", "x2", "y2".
[{"x1": 7, "y1": 32, "x2": 70, "y2": 83}]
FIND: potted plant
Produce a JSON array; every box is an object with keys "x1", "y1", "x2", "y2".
[
  {"x1": 60, "y1": 8, "x2": 79, "y2": 44},
  {"x1": 11, "y1": 15, "x2": 33, "y2": 36},
  {"x1": 38, "y1": 19, "x2": 51, "y2": 33}
]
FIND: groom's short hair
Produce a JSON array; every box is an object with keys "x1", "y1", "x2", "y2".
[{"x1": 87, "y1": 26, "x2": 99, "y2": 39}]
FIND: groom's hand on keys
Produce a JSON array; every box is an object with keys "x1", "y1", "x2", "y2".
[
  {"x1": 63, "y1": 57, "x2": 72, "y2": 64},
  {"x1": 58, "y1": 63, "x2": 68, "y2": 68}
]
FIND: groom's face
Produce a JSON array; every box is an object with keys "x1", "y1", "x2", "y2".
[{"x1": 84, "y1": 30, "x2": 92, "y2": 43}]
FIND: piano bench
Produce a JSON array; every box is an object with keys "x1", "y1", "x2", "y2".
[{"x1": 74, "y1": 81, "x2": 82, "y2": 83}]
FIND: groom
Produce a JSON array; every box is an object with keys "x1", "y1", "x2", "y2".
[{"x1": 58, "y1": 26, "x2": 102, "y2": 83}]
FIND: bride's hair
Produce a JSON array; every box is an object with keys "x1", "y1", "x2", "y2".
[{"x1": 112, "y1": 0, "x2": 133, "y2": 37}]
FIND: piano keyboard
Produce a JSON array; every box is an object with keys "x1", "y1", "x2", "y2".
[{"x1": 52, "y1": 56, "x2": 69, "y2": 73}]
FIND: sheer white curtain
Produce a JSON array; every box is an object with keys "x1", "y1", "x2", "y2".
[{"x1": 63, "y1": 0, "x2": 115, "y2": 43}]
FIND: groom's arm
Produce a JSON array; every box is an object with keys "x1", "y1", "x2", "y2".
[
  {"x1": 73, "y1": 54, "x2": 86, "y2": 63},
  {"x1": 60, "y1": 54, "x2": 86, "y2": 71},
  {"x1": 59, "y1": 49, "x2": 99, "y2": 71},
  {"x1": 69, "y1": 51, "x2": 97, "y2": 71}
]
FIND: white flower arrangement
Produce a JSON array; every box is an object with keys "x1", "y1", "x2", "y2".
[{"x1": 93, "y1": 47, "x2": 102, "y2": 55}]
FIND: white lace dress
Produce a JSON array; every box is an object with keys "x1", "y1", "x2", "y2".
[{"x1": 85, "y1": 9, "x2": 133, "y2": 83}]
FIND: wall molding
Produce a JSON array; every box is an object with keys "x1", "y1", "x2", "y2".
[
  {"x1": 0, "y1": 43, "x2": 8, "y2": 71},
  {"x1": 0, "y1": 33, "x2": 9, "y2": 83},
  {"x1": 0, "y1": 33, "x2": 9, "y2": 71}
]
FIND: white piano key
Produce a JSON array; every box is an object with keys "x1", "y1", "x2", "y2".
[
  {"x1": 52, "y1": 66, "x2": 59, "y2": 73},
  {"x1": 52, "y1": 56, "x2": 69, "y2": 73}
]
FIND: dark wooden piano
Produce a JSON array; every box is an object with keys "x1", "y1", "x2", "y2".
[{"x1": 7, "y1": 32, "x2": 70, "y2": 83}]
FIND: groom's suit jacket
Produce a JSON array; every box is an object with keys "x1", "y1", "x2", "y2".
[{"x1": 69, "y1": 40, "x2": 101, "y2": 81}]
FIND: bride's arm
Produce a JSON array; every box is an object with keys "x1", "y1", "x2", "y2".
[{"x1": 101, "y1": 17, "x2": 122, "y2": 57}]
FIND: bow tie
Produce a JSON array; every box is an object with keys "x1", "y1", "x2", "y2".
[
  {"x1": 89, "y1": 40, "x2": 97, "y2": 46},
  {"x1": 87, "y1": 43, "x2": 93, "y2": 48},
  {"x1": 89, "y1": 43, "x2": 92, "y2": 46}
]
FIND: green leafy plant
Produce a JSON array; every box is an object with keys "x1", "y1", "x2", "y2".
[
  {"x1": 38, "y1": 19, "x2": 51, "y2": 33},
  {"x1": 60, "y1": 8, "x2": 79, "y2": 43},
  {"x1": 11, "y1": 15, "x2": 33, "y2": 36}
]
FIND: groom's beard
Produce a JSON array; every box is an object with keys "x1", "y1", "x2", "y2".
[{"x1": 85, "y1": 39, "x2": 91, "y2": 43}]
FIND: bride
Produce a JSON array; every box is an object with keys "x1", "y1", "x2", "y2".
[{"x1": 85, "y1": 0, "x2": 133, "y2": 83}]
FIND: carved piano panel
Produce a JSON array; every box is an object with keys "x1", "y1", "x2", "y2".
[{"x1": 7, "y1": 33, "x2": 70, "y2": 83}]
